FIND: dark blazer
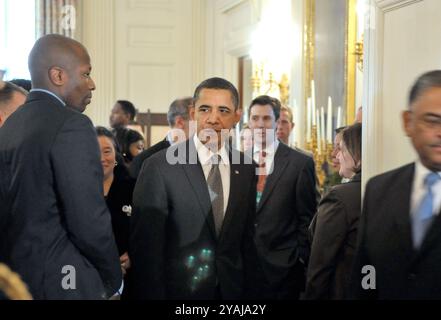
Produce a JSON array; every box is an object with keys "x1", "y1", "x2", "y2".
[
  {"x1": 253, "y1": 142, "x2": 318, "y2": 299},
  {"x1": 129, "y1": 139, "x2": 257, "y2": 300},
  {"x1": 105, "y1": 175, "x2": 135, "y2": 256},
  {"x1": 351, "y1": 163, "x2": 441, "y2": 299},
  {"x1": 0, "y1": 91, "x2": 122, "y2": 300},
  {"x1": 129, "y1": 138, "x2": 171, "y2": 179},
  {"x1": 304, "y1": 173, "x2": 361, "y2": 300}
]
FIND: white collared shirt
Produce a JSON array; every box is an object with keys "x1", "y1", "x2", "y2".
[
  {"x1": 193, "y1": 135, "x2": 230, "y2": 215},
  {"x1": 410, "y1": 160, "x2": 441, "y2": 218},
  {"x1": 30, "y1": 88, "x2": 66, "y2": 106},
  {"x1": 253, "y1": 140, "x2": 280, "y2": 176}
]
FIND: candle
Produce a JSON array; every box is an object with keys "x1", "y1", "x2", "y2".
[
  {"x1": 307, "y1": 98, "x2": 311, "y2": 143},
  {"x1": 316, "y1": 113, "x2": 321, "y2": 154},
  {"x1": 327, "y1": 97, "x2": 333, "y2": 144},
  {"x1": 337, "y1": 106, "x2": 342, "y2": 129},
  {"x1": 311, "y1": 80, "x2": 316, "y2": 126},
  {"x1": 321, "y1": 107, "x2": 325, "y2": 148}
]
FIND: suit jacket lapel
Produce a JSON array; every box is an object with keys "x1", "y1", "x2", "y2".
[
  {"x1": 257, "y1": 143, "x2": 289, "y2": 212},
  {"x1": 391, "y1": 164, "x2": 415, "y2": 257},
  {"x1": 414, "y1": 176, "x2": 441, "y2": 260},
  {"x1": 417, "y1": 212, "x2": 441, "y2": 259},
  {"x1": 181, "y1": 139, "x2": 217, "y2": 240},
  {"x1": 218, "y1": 154, "x2": 241, "y2": 243}
]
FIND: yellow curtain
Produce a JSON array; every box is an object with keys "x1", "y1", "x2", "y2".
[{"x1": 35, "y1": 0, "x2": 78, "y2": 39}]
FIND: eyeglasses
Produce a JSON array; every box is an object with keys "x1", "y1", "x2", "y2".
[{"x1": 418, "y1": 116, "x2": 441, "y2": 130}]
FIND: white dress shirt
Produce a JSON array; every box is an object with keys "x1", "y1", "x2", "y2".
[
  {"x1": 193, "y1": 135, "x2": 230, "y2": 215},
  {"x1": 410, "y1": 160, "x2": 441, "y2": 219},
  {"x1": 253, "y1": 140, "x2": 280, "y2": 176}
]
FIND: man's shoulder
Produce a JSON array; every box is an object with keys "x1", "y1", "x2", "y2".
[
  {"x1": 368, "y1": 163, "x2": 414, "y2": 186},
  {"x1": 282, "y1": 143, "x2": 314, "y2": 164},
  {"x1": 292, "y1": 146, "x2": 314, "y2": 158},
  {"x1": 136, "y1": 139, "x2": 170, "y2": 161}
]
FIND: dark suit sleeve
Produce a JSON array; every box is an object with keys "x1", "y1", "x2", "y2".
[
  {"x1": 304, "y1": 190, "x2": 347, "y2": 299},
  {"x1": 130, "y1": 157, "x2": 168, "y2": 299},
  {"x1": 295, "y1": 157, "x2": 318, "y2": 264},
  {"x1": 349, "y1": 180, "x2": 377, "y2": 299},
  {"x1": 50, "y1": 114, "x2": 122, "y2": 297}
]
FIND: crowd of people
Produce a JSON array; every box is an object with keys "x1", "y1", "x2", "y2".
[{"x1": 1, "y1": 34, "x2": 441, "y2": 301}]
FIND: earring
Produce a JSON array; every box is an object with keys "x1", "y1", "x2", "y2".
[{"x1": 114, "y1": 161, "x2": 118, "y2": 166}]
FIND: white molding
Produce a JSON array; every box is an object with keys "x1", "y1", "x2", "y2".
[
  {"x1": 192, "y1": 0, "x2": 206, "y2": 85},
  {"x1": 217, "y1": 0, "x2": 248, "y2": 13},
  {"x1": 375, "y1": 0, "x2": 423, "y2": 11},
  {"x1": 82, "y1": 0, "x2": 116, "y2": 126},
  {"x1": 362, "y1": 0, "x2": 384, "y2": 190},
  {"x1": 362, "y1": 0, "x2": 424, "y2": 190}
]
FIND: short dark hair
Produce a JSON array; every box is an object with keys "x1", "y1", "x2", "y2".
[
  {"x1": 9, "y1": 79, "x2": 32, "y2": 92},
  {"x1": 167, "y1": 97, "x2": 193, "y2": 127},
  {"x1": 117, "y1": 100, "x2": 137, "y2": 121},
  {"x1": 0, "y1": 81, "x2": 28, "y2": 106},
  {"x1": 193, "y1": 77, "x2": 239, "y2": 110},
  {"x1": 248, "y1": 95, "x2": 281, "y2": 121},
  {"x1": 409, "y1": 70, "x2": 441, "y2": 107},
  {"x1": 341, "y1": 123, "x2": 362, "y2": 173},
  {"x1": 95, "y1": 126, "x2": 118, "y2": 149}
]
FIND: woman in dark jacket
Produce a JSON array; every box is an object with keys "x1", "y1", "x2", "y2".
[
  {"x1": 96, "y1": 127, "x2": 135, "y2": 299},
  {"x1": 304, "y1": 123, "x2": 362, "y2": 300}
]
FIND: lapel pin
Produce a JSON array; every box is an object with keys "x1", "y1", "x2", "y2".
[{"x1": 122, "y1": 205, "x2": 132, "y2": 216}]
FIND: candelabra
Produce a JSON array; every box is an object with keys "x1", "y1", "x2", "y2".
[
  {"x1": 306, "y1": 126, "x2": 334, "y2": 190},
  {"x1": 251, "y1": 64, "x2": 290, "y2": 105}
]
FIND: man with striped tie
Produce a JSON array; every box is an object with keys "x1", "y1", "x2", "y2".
[{"x1": 248, "y1": 95, "x2": 318, "y2": 299}]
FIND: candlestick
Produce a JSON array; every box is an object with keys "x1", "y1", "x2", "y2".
[
  {"x1": 337, "y1": 106, "x2": 342, "y2": 129},
  {"x1": 307, "y1": 98, "x2": 311, "y2": 143},
  {"x1": 316, "y1": 114, "x2": 321, "y2": 155},
  {"x1": 321, "y1": 107, "x2": 325, "y2": 149},
  {"x1": 311, "y1": 80, "x2": 316, "y2": 126},
  {"x1": 327, "y1": 97, "x2": 333, "y2": 144}
]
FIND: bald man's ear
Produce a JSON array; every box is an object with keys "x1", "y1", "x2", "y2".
[{"x1": 48, "y1": 67, "x2": 66, "y2": 86}]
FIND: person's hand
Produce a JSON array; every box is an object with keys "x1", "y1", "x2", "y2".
[{"x1": 120, "y1": 252, "x2": 131, "y2": 275}]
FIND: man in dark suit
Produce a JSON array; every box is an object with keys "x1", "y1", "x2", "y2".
[
  {"x1": 248, "y1": 95, "x2": 318, "y2": 299},
  {"x1": 351, "y1": 70, "x2": 441, "y2": 299},
  {"x1": 0, "y1": 35, "x2": 122, "y2": 299},
  {"x1": 0, "y1": 81, "x2": 27, "y2": 127},
  {"x1": 129, "y1": 96, "x2": 194, "y2": 179},
  {"x1": 130, "y1": 77, "x2": 257, "y2": 299}
]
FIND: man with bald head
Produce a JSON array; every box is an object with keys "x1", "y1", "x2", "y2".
[
  {"x1": 0, "y1": 34, "x2": 122, "y2": 299},
  {"x1": 0, "y1": 81, "x2": 27, "y2": 127}
]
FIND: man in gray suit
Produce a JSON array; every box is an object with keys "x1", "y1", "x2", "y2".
[
  {"x1": 0, "y1": 34, "x2": 122, "y2": 299},
  {"x1": 248, "y1": 95, "x2": 318, "y2": 299}
]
